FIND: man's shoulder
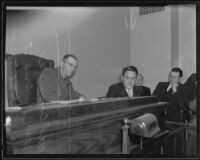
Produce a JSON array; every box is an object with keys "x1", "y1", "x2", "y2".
[
  {"x1": 134, "y1": 85, "x2": 143, "y2": 89},
  {"x1": 156, "y1": 82, "x2": 169, "y2": 87},
  {"x1": 38, "y1": 68, "x2": 57, "y2": 81},
  {"x1": 40, "y1": 67, "x2": 56, "y2": 75},
  {"x1": 178, "y1": 83, "x2": 184, "y2": 87},
  {"x1": 142, "y1": 86, "x2": 150, "y2": 89},
  {"x1": 42, "y1": 67, "x2": 55, "y2": 72},
  {"x1": 178, "y1": 83, "x2": 186, "y2": 91},
  {"x1": 134, "y1": 85, "x2": 144, "y2": 92},
  {"x1": 142, "y1": 86, "x2": 150, "y2": 90},
  {"x1": 109, "y1": 82, "x2": 123, "y2": 89}
]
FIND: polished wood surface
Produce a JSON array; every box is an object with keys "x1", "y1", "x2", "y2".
[
  {"x1": 6, "y1": 96, "x2": 167, "y2": 154},
  {"x1": 128, "y1": 121, "x2": 197, "y2": 157}
]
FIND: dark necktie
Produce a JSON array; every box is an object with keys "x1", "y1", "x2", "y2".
[
  {"x1": 168, "y1": 87, "x2": 173, "y2": 95},
  {"x1": 65, "y1": 81, "x2": 72, "y2": 100}
]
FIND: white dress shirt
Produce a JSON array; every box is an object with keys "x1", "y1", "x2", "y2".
[
  {"x1": 126, "y1": 88, "x2": 133, "y2": 97},
  {"x1": 167, "y1": 84, "x2": 177, "y2": 94}
]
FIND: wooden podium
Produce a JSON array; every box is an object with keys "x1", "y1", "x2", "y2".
[{"x1": 5, "y1": 96, "x2": 167, "y2": 154}]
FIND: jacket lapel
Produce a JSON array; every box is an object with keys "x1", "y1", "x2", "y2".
[
  {"x1": 160, "y1": 82, "x2": 170, "y2": 98},
  {"x1": 162, "y1": 82, "x2": 169, "y2": 91},
  {"x1": 120, "y1": 83, "x2": 128, "y2": 97},
  {"x1": 133, "y1": 86, "x2": 137, "y2": 96}
]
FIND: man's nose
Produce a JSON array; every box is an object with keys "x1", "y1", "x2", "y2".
[{"x1": 128, "y1": 80, "x2": 133, "y2": 83}]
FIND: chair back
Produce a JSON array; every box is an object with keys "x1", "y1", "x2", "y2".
[{"x1": 6, "y1": 54, "x2": 54, "y2": 106}]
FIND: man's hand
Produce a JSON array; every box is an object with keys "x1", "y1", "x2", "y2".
[
  {"x1": 172, "y1": 83, "x2": 178, "y2": 93},
  {"x1": 79, "y1": 96, "x2": 87, "y2": 101}
]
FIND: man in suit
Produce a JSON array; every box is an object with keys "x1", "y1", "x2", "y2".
[
  {"x1": 135, "y1": 73, "x2": 151, "y2": 96},
  {"x1": 106, "y1": 66, "x2": 144, "y2": 98},
  {"x1": 152, "y1": 67, "x2": 189, "y2": 122},
  {"x1": 37, "y1": 54, "x2": 86, "y2": 103},
  {"x1": 184, "y1": 73, "x2": 197, "y2": 156},
  {"x1": 184, "y1": 73, "x2": 196, "y2": 102},
  {"x1": 184, "y1": 73, "x2": 197, "y2": 124}
]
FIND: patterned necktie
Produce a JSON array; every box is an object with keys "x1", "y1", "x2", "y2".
[
  {"x1": 168, "y1": 87, "x2": 173, "y2": 95},
  {"x1": 66, "y1": 82, "x2": 72, "y2": 100}
]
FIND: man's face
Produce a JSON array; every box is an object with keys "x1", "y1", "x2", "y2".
[
  {"x1": 168, "y1": 71, "x2": 181, "y2": 86},
  {"x1": 122, "y1": 71, "x2": 137, "y2": 89},
  {"x1": 62, "y1": 57, "x2": 78, "y2": 78}
]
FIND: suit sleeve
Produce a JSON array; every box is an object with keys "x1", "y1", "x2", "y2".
[
  {"x1": 147, "y1": 88, "x2": 151, "y2": 96},
  {"x1": 152, "y1": 83, "x2": 160, "y2": 96},
  {"x1": 172, "y1": 86, "x2": 189, "y2": 111},
  {"x1": 152, "y1": 83, "x2": 166, "y2": 101},
  {"x1": 142, "y1": 87, "x2": 151, "y2": 96},
  {"x1": 70, "y1": 85, "x2": 85, "y2": 99},
  {"x1": 189, "y1": 97, "x2": 196, "y2": 112},
  {"x1": 172, "y1": 86, "x2": 190, "y2": 121},
  {"x1": 106, "y1": 85, "x2": 116, "y2": 97},
  {"x1": 37, "y1": 69, "x2": 59, "y2": 102}
]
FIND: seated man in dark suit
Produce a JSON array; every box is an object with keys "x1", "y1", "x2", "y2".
[
  {"x1": 184, "y1": 73, "x2": 197, "y2": 125},
  {"x1": 152, "y1": 67, "x2": 189, "y2": 122},
  {"x1": 135, "y1": 73, "x2": 151, "y2": 96},
  {"x1": 37, "y1": 54, "x2": 86, "y2": 103},
  {"x1": 184, "y1": 73, "x2": 197, "y2": 156},
  {"x1": 184, "y1": 73, "x2": 196, "y2": 102},
  {"x1": 106, "y1": 66, "x2": 144, "y2": 98}
]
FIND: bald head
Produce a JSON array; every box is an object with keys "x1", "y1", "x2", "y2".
[{"x1": 135, "y1": 73, "x2": 144, "y2": 86}]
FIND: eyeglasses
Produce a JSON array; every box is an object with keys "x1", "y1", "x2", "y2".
[
  {"x1": 169, "y1": 75, "x2": 180, "y2": 79},
  {"x1": 124, "y1": 75, "x2": 136, "y2": 80}
]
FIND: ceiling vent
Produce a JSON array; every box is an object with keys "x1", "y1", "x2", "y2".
[{"x1": 139, "y1": 6, "x2": 165, "y2": 15}]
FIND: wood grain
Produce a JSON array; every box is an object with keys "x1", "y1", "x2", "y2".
[{"x1": 6, "y1": 96, "x2": 167, "y2": 154}]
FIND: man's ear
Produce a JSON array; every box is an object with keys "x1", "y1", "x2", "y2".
[
  {"x1": 60, "y1": 61, "x2": 65, "y2": 75},
  {"x1": 179, "y1": 77, "x2": 182, "y2": 84}
]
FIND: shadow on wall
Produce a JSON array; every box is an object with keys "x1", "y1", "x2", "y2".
[{"x1": 6, "y1": 7, "x2": 100, "y2": 42}]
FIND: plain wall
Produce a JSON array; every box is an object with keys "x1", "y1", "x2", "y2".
[
  {"x1": 170, "y1": 5, "x2": 196, "y2": 83},
  {"x1": 129, "y1": 5, "x2": 196, "y2": 92},
  {"x1": 178, "y1": 5, "x2": 196, "y2": 83},
  {"x1": 6, "y1": 5, "x2": 196, "y2": 99},
  {"x1": 6, "y1": 7, "x2": 130, "y2": 99},
  {"x1": 130, "y1": 6, "x2": 172, "y2": 93}
]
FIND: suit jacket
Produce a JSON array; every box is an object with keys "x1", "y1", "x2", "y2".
[
  {"x1": 37, "y1": 68, "x2": 82, "y2": 103},
  {"x1": 152, "y1": 82, "x2": 189, "y2": 122},
  {"x1": 141, "y1": 86, "x2": 151, "y2": 96},
  {"x1": 184, "y1": 73, "x2": 196, "y2": 101},
  {"x1": 106, "y1": 82, "x2": 145, "y2": 98},
  {"x1": 188, "y1": 97, "x2": 196, "y2": 125}
]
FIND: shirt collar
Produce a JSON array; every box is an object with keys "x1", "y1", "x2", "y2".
[{"x1": 167, "y1": 84, "x2": 173, "y2": 91}]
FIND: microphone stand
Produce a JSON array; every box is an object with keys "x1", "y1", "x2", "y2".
[{"x1": 67, "y1": 82, "x2": 71, "y2": 100}]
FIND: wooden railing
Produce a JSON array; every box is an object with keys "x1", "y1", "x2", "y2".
[{"x1": 5, "y1": 96, "x2": 167, "y2": 154}]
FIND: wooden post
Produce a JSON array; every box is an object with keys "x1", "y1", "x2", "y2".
[
  {"x1": 140, "y1": 137, "x2": 143, "y2": 151},
  {"x1": 180, "y1": 110, "x2": 183, "y2": 122},
  {"x1": 122, "y1": 118, "x2": 130, "y2": 154}
]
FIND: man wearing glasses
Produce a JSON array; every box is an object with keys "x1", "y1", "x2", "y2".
[
  {"x1": 106, "y1": 66, "x2": 145, "y2": 98},
  {"x1": 152, "y1": 67, "x2": 189, "y2": 122}
]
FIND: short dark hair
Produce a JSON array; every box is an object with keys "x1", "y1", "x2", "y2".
[
  {"x1": 171, "y1": 67, "x2": 183, "y2": 77},
  {"x1": 63, "y1": 54, "x2": 78, "y2": 62},
  {"x1": 122, "y1": 66, "x2": 138, "y2": 76}
]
